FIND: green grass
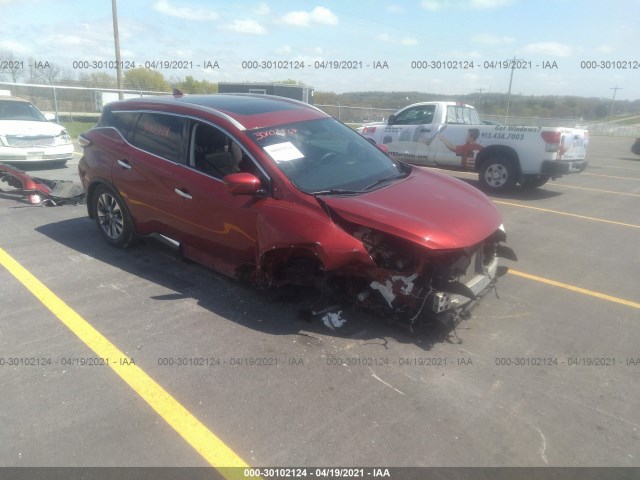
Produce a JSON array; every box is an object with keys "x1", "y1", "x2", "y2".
[
  {"x1": 60, "y1": 120, "x2": 96, "y2": 140},
  {"x1": 609, "y1": 116, "x2": 640, "y2": 126}
]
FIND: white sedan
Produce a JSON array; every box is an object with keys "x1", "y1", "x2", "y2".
[{"x1": 0, "y1": 96, "x2": 74, "y2": 167}]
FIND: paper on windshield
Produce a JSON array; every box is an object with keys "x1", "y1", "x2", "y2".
[{"x1": 263, "y1": 142, "x2": 304, "y2": 162}]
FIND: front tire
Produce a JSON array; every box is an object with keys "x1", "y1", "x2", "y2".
[
  {"x1": 479, "y1": 157, "x2": 517, "y2": 192},
  {"x1": 92, "y1": 184, "x2": 136, "y2": 248},
  {"x1": 520, "y1": 174, "x2": 550, "y2": 189}
]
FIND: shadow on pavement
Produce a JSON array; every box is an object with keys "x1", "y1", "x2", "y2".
[
  {"x1": 455, "y1": 177, "x2": 564, "y2": 201},
  {"x1": 36, "y1": 217, "x2": 457, "y2": 352}
]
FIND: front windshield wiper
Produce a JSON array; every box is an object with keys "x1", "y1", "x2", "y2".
[
  {"x1": 312, "y1": 188, "x2": 362, "y2": 196},
  {"x1": 362, "y1": 172, "x2": 408, "y2": 191}
]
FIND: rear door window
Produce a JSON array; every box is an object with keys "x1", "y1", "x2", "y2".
[
  {"x1": 446, "y1": 105, "x2": 480, "y2": 125},
  {"x1": 131, "y1": 112, "x2": 186, "y2": 163}
]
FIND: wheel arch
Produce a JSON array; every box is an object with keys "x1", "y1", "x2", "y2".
[
  {"x1": 475, "y1": 145, "x2": 521, "y2": 178},
  {"x1": 86, "y1": 178, "x2": 115, "y2": 219},
  {"x1": 257, "y1": 245, "x2": 326, "y2": 286}
]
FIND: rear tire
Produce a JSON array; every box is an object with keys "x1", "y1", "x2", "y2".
[
  {"x1": 92, "y1": 184, "x2": 136, "y2": 248},
  {"x1": 479, "y1": 156, "x2": 517, "y2": 192},
  {"x1": 520, "y1": 174, "x2": 550, "y2": 189}
]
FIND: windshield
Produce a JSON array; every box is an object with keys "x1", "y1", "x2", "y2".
[
  {"x1": 0, "y1": 100, "x2": 47, "y2": 122},
  {"x1": 249, "y1": 118, "x2": 407, "y2": 194}
]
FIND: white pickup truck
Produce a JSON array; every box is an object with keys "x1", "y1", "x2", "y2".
[{"x1": 358, "y1": 101, "x2": 589, "y2": 191}]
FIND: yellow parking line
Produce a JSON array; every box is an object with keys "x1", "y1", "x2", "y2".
[
  {"x1": 549, "y1": 183, "x2": 640, "y2": 197},
  {"x1": 582, "y1": 172, "x2": 640, "y2": 180},
  {"x1": 0, "y1": 247, "x2": 256, "y2": 480},
  {"x1": 494, "y1": 200, "x2": 640, "y2": 229},
  {"x1": 588, "y1": 164, "x2": 640, "y2": 171},
  {"x1": 508, "y1": 269, "x2": 640, "y2": 309}
]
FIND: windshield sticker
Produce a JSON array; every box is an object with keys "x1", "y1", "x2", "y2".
[
  {"x1": 253, "y1": 128, "x2": 298, "y2": 142},
  {"x1": 263, "y1": 142, "x2": 304, "y2": 162}
]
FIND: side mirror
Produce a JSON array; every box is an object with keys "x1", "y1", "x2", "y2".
[
  {"x1": 44, "y1": 113, "x2": 56, "y2": 122},
  {"x1": 223, "y1": 172, "x2": 263, "y2": 195},
  {"x1": 387, "y1": 114, "x2": 396, "y2": 125}
]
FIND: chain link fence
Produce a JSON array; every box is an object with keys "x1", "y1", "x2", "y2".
[
  {"x1": 2, "y1": 81, "x2": 637, "y2": 138},
  {"x1": 0, "y1": 81, "x2": 171, "y2": 123},
  {"x1": 315, "y1": 104, "x2": 396, "y2": 125}
]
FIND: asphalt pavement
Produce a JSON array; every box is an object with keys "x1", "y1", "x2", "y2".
[{"x1": 0, "y1": 136, "x2": 639, "y2": 476}]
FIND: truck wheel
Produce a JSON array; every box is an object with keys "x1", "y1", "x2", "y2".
[
  {"x1": 520, "y1": 174, "x2": 550, "y2": 189},
  {"x1": 479, "y1": 157, "x2": 517, "y2": 192},
  {"x1": 92, "y1": 184, "x2": 136, "y2": 248}
]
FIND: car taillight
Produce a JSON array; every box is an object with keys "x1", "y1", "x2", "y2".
[
  {"x1": 78, "y1": 135, "x2": 91, "y2": 147},
  {"x1": 541, "y1": 131, "x2": 562, "y2": 153},
  {"x1": 363, "y1": 126, "x2": 376, "y2": 134}
]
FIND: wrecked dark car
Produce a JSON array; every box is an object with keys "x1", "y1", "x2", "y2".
[
  {"x1": 78, "y1": 93, "x2": 515, "y2": 326},
  {"x1": 0, "y1": 161, "x2": 84, "y2": 206}
]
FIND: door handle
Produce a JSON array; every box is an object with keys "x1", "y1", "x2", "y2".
[
  {"x1": 117, "y1": 159, "x2": 131, "y2": 169},
  {"x1": 174, "y1": 188, "x2": 192, "y2": 200}
]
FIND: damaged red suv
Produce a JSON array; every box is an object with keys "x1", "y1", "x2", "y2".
[{"x1": 78, "y1": 93, "x2": 515, "y2": 326}]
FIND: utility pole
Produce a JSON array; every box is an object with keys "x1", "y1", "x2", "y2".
[
  {"x1": 476, "y1": 88, "x2": 485, "y2": 111},
  {"x1": 505, "y1": 56, "x2": 523, "y2": 124},
  {"x1": 112, "y1": 0, "x2": 124, "y2": 100},
  {"x1": 609, "y1": 86, "x2": 621, "y2": 118}
]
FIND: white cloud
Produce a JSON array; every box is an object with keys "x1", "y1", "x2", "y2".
[
  {"x1": 472, "y1": 34, "x2": 515, "y2": 45},
  {"x1": 282, "y1": 7, "x2": 338, "y2": 26},
  {"x1": 440, "y1": 49, "x2": 482, "y2": 59},
  {"x1": 167, "y1": 49, "x2": 195, "y2": 57},
  {"x1": 524, "y1": 42, "x2": 572, "y2": 57},
  {"x1": 221, "y1": 19, "x2": 266, "y2": 35},
  {"x1": 469, "y1": 0, "x2": 514, "y2": 8},
  {"x1": 401, "y1": 37, "x2": 418, "y2": 46},
  {"x1": 377, "y1": 33, "x2": 418, "y2": 46},
  {"x1": 275, "y1": 45, "x2": 293, "y2": 55},
  {"x1": 386, "y1": 5, "x2": 406, "y2": 13},
  {"x1": 421, "y1": 0, "x2": 448, "y2": 11},
  {"x1": 45, "y1": 35, "x2": 84, "y2": 47},
  {"x1": 596, "y1": 45, "x2": 614, "y2": 53},
  {"x1": 153, "y1": 0, "x2": 218, "y2": 21},
  {"x1": 422, "y1": 0, "x2": 513, "y2": 10},
  {"x1": 0, "y1": 40, "x2": 31, "y2": 53},
  {"x1": 255, "y1": 2, "x2": 270, "y2": 15}
]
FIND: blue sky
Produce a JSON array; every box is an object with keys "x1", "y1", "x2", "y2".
[{"x1": 2, "y1": 0, "x2": 639, "y2": 100}]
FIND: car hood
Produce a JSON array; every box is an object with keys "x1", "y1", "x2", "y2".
[
  {"x1": 0, "y1": 120, "x2": 65, "y2": 136},
  {"x1": 320, "y1": 169, "x2": 502, "y2": 250}
]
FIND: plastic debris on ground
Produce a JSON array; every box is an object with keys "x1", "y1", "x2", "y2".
[{"x1": 322, "y1": 311, "x2": 346, "y2": 330}]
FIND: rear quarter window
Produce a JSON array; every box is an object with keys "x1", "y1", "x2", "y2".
[{"x1": 101, "y1": 110, "x2": 139, "y2": 142}]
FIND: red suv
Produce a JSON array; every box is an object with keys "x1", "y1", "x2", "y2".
[{"x1": 78, "y1": 93, "x2": 515, "y2": 325}]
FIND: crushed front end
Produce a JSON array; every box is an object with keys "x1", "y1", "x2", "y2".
[{"x1": 332, "y1": 224, "x2": 517, "y2": 327}]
